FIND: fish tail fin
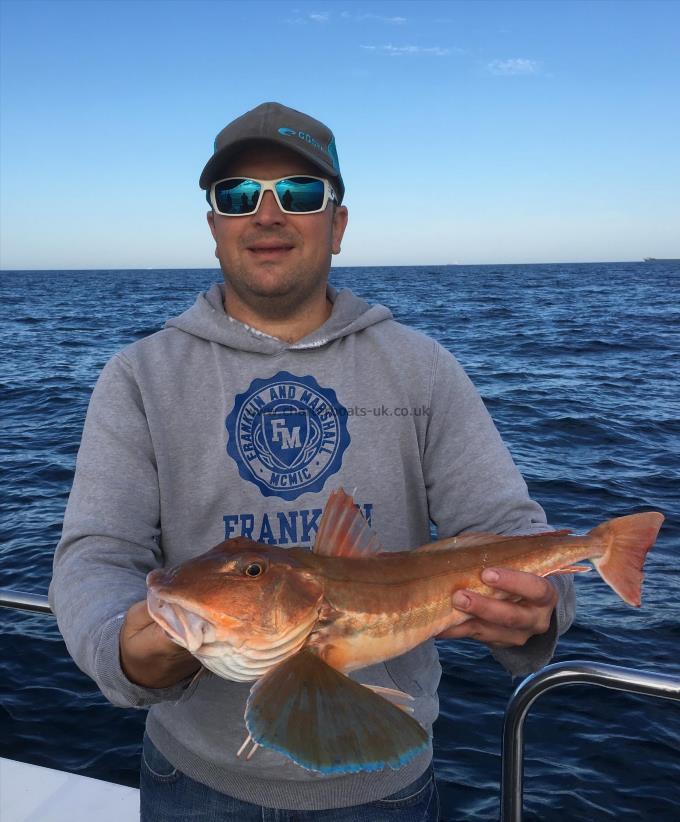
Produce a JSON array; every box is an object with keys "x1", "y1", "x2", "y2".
[{"x1": 590, "y1": 512, "x2": 663, "y2": 607}]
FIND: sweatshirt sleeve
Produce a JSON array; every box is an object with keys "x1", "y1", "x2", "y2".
[
  {"x1": 423, "y1": 343, "x2": 575, "y2": 677},
  {"x1": 49, "y1": 354, "x2": 192, "y2": 707}
]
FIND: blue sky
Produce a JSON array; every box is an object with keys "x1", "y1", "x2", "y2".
[{"x1": 1, "y1": 0, "x2": 678, "y2": 269}]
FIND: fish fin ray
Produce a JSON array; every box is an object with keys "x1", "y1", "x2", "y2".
[
  {"x1": 365, "y1": 684, "x2": 415, "y2": 713},
  {"x1": 236, "y1": 734, "x2": 252, "y2": 758},
  {"x1": 314, "y1": 488, "x2": 382, "y2": 557},
  {"x1": 545, "y1": 565, "x2": 592, "y2": 575},
  {"x1": 244, "y1": 649, "x2": 428, "y2": 773}
]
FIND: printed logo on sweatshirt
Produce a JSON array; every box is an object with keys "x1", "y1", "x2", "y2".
[
  {"x1": 225, "y1": 371, "x2": 350, "y2": 501},
  {"x1": 223, "y1": 502, "x2": 373, "y2": 545}
]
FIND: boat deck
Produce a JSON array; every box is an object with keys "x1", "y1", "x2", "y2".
[{"x1": 0, "y1": 757, "x2": 139, "y2": 821}]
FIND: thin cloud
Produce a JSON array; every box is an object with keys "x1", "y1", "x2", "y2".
[
  {"x1": 341, "y1": 11, "x2": 407, "y2": 24},
  {"x1": 361, "y1": 44, "x2": 451, "y2": 57},
  {"x1": 286, "y1": 10, "x2": 406, "y2": 25},
  {"x1": 487, "y1": 58, "x2": 540, "y2": 76},
  {"x1": 286, "y1": 11, "x2": 331, "y2": 24}
]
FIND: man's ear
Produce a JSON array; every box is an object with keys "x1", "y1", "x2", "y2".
[
  {"x1": 207, "y1": 211, "x2": 221, "y2": 259},
  {"x1": 331, "y1": 205, "x2": 348, "y2": 255},
  {"x1": 207, "y1": 210, "x2": 217, "y2": 241}
]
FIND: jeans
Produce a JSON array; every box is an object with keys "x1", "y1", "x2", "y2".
[{"x1": 140, "y1": 733, "x2": 440, "y2": 821}]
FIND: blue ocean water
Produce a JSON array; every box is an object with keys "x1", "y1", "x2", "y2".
[{"x1": 1, "y1": 262, "x2": 678, "y2": 820}]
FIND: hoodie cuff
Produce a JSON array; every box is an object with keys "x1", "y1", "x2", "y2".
[
  {"x1": 490, "y1": 575, "x2": 575, "y2": 679},
  {"x1": 490, "y1": 608, "x2": 559, "y2": 679},
  {"x1": 94, "y1": 614, "x2": 198, "y2": 708}
]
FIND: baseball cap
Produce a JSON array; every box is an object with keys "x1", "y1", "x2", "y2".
[{"x1": 199, "y1": 102, "x2": 345, "y2": 203}]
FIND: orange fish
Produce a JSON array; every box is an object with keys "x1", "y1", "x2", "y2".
[{"x1": 146, "y1": 489, "x2": 663, "y2": 773}]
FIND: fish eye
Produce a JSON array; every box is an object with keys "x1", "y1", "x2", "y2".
[{"x1": 245, "y1": 562, "x2": 263, "y2": 577}]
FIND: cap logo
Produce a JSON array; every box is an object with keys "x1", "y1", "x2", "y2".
[
  {"x1": 278, "y1": 126, "x2": 328, "y2": 158},
  {"x1": 327, "y1": 137, "x2": 340, "y2": 173}
]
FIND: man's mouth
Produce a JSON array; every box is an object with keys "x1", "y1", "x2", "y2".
[{"x1": 247, "y1": 244, "x2": 295, "y2": 257}]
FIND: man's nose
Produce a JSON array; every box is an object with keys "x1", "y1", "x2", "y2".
[{"x1": 253, "y1": 190, "x2": 285, "y2": 225}]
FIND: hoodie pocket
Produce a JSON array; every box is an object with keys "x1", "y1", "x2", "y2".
[
  {"x1": 141, "y1": 733, "x2": 180, "y2": 783},
  {"x1": 384, "y1": 640, "x2": 441, "y2": 696}
]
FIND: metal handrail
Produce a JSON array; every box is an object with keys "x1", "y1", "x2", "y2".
[
  {"x1": 0, "y1": 587, "x2": 52, "y2": 614},
  {"x1": 500, "y1": 660, "x2": 680, "y2": 822}
]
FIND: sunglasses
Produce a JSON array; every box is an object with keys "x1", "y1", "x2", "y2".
[{"x1": 208, "y1": 176, "x2": 337, "y2": 216}]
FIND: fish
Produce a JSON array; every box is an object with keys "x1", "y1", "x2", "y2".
[{"x1": 146, "y1": 488, "x2": 663, "y2": 774}]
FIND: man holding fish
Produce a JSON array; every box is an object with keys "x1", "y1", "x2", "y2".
[{"x1": 51, "y1": 103, "x2": 660, "y2": 820}]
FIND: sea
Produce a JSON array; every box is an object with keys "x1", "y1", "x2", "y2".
[{"x1": 1, "y1": 262, "x2": 679, "y2": 821}]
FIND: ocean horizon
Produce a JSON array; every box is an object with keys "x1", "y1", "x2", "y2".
[{"x1": 3, "y1": 258, "x2": 680, "y2": 272}]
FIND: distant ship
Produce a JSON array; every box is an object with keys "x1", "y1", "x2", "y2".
[{"x1": 643, "y1": 257, "x2": 680, "y2": 262}]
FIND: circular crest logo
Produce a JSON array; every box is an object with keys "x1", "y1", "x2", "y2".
[{"x1": 226, "y1": 372, "x2": 350, "y2": 500}]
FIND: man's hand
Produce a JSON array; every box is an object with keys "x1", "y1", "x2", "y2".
[
  {"x1": 119, "y1": 600, "x2": 201, "y2": 688},
  {"x1": 437, "y1": 568, "x2": 558, "y2": 648}
]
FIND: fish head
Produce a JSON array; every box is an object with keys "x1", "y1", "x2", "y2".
[{"x1": 146, "y1": 537, "x2": 324, "y2": 656}]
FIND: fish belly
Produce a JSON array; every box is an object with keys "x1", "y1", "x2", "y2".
[{"x1": 196, "y1": 643, "x2": 286, "y2": 682}]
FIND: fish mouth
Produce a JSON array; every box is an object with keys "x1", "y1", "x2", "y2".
[{"x1": 146, "y1": 589, "x2": 217, "y2": 654}]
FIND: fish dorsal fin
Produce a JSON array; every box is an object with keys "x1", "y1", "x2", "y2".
[
  {"x1": 314, "y1": 488, "x2": 382, "y2": 557},
  {"x1": 244, "y1": 649, "x2": 428, "y2": 773},
  {"x1": 414, "y1": 528, "x2": 572, "y2": 552},
  {"x1": 414, "y1": 532, "x2": 515, "y2": 552}
]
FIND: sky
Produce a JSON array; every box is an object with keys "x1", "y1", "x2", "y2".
[{"x1": 1, "y1": 0, "x2": 679, "y2": 269}]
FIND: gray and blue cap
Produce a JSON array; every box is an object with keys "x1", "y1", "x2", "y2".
[{"x1": 199, "y1": 102, "x2": 344, "y2": 203}]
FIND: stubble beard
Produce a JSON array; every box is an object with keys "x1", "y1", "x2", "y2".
[{"x1": 222, "y1": 256, "x2": 330, "y2": 321}]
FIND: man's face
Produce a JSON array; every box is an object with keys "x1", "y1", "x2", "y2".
[{"x1": 207, "y1": 144, "x2": 348, "y2": 315}]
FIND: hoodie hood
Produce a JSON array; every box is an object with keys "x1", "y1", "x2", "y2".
[{"x1": 165, "y1": 283, "x2": 393, "y2": 354}]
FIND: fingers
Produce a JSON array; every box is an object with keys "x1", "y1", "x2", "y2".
[
  {"x1": 122, "y1": 599, "x2": 190, "y2": 657},
  {"x1": 120, "y1": 599, "x2": 201, "y2": 688},
  {"x1": 123, "y1": 600, "x2": 155, "y2": 634},
  {"x1": 440, "y1": 569, "x2": 558, "y2": 647},
  {"x1": 451, "y1": 591, "x2": 548, "y2": 635},
  {"x1": 480, "y1": 568, "x2": 557, "y2": 606}
]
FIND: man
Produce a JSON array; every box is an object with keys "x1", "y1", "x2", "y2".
[{"x1": 50, "y1": 102, "x2": 574, "y2": 821}]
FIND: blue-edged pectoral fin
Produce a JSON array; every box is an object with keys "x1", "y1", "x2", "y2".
[{"x1": 243, "y1": 649, "x2": 429, "y2": 773}]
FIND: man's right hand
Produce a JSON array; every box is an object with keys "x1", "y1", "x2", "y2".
[{"x1": 119, "y1": 600, "x2": 201, "y2": 688}]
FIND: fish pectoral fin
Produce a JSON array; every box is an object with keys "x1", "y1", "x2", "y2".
[
  {"x1": 313, "y1": 488, "x2": 382, "y2": 557},
  {"x1": 545, "y1": 565, "x2": 592, "y2": 575},
  {"x1": 244, "y1": 649, "x2": 428, "y2": 773}
]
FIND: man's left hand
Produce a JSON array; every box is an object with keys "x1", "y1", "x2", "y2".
[{"x1": 437, "y1": 568, "x2": 558, "y2": 648}]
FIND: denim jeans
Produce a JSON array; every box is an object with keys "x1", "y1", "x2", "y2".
[{"x1": 140, "y1": 733, "x2": 440, "y2": 821}]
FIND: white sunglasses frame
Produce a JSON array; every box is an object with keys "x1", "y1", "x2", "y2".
[{"x1": 208, "y1": 175, "x2": 337, "y2": 217}]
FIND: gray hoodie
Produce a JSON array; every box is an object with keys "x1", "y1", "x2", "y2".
[{"x1": 50, "y1": 283, "x2": 574, "y2": 811}]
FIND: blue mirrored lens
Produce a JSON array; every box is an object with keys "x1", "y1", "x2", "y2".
[
  {"x1": 214, "y1": 179, "x2": 261, "y2": 214},
  {"x1": 213, "y1": 177, "x2": 326, "y2": 215},
  {"x1": 275, "y1": 177, "x2": 325, "y2": 212}
]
